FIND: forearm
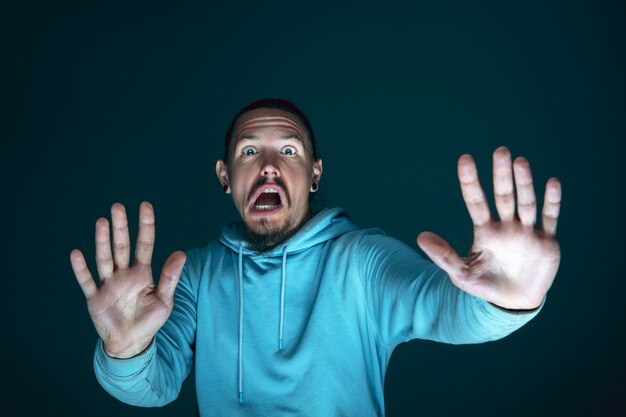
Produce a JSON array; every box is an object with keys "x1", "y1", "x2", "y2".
[
  {"x1": 93, "y1": 328, "x2": 193, "y2": 407},
  {"x1": 433, "y1": 277, "x2": 543, "y2": 345},
  {"x1": 93, "y1": 264, "x2": 197, "y2": 407},
  {"x1": 358, "y1": 234, "x2": 542, "y2": 346}
]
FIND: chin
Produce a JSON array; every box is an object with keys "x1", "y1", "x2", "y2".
[{"x1": 246, "y1": 215, "x2": 289, "y2": 236}]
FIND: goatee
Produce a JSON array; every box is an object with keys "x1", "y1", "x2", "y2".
[{"x1": 239, "y1": 219, "x2": 296, "y2": 255}]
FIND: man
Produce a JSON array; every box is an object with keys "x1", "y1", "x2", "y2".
[{"x1": 70, "y1": 98, "x2": 562, "y2": 416}]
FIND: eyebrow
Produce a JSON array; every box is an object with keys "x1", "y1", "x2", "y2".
[{"x1": 238, "y1": 134, "x2": 303, "y2": 142}]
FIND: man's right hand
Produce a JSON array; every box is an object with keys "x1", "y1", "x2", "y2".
[{"x1": 70, "y1": 202, "x2": 186, "y2": 358}]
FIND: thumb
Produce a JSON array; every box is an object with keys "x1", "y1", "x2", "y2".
[
  {"x1": 417, "y1": 231, "x2": 466, "y2": 284},
  {"x1": 156, "y1": 251, "x2": 187, "y2": 307}
]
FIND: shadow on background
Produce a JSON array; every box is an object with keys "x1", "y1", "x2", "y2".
[{"x1": 1, "y1": 1, "x2": 624, "y2": 416}]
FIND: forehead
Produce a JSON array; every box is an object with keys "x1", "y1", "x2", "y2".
[{"x1": 232, "y1": 108, "x2": 309, "y2": 142}]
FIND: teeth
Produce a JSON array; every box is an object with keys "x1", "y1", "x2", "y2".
[
  {"x1": 263, "y1": 189, "x2": 278, "y2": 193},
  {"x1": 255, "y1": 205, "x2": 277, "y2": 210}
]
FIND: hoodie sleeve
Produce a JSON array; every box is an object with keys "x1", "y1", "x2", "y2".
[
  {"x1": 92, "y1": 254, "x2": 198, "y2": 407},
  {"x1": 355, "y1": 233, "x2": 542, "y2": 347}
]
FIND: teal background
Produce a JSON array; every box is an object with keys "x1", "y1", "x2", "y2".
[{"x1": 2, "y1": 0, "x2": 624, "y2": 416}]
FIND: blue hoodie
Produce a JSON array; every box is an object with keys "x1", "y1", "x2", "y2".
[{"x1": 94, "y1": 207, "x2": 540, "y2": 416}]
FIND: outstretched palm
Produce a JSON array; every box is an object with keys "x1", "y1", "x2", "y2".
[
  {"x1": 70, "y1": 202, "x2": 186, "y2": 358},
  {"x1": 417, "y1": 147, "x2": 562, "y2": 310}
]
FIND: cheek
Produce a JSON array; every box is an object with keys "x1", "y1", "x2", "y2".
[
  {"x1": 285, "y1": 162, "x2": 313, "y2": 181},
  {"x1": 228, "y1": 171, "x2": 251, "y2": 204},
  {"x1": 229, "y1": 164, "x2": 251, "y2": 185},
  {"x1": 290, "y1": 173, "x2": 315, "y2": 201}
]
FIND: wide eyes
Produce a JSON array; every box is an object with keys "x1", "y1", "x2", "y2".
[
  {"x1": 242, "y1": 146, "x2": 258, "y2": 156},
  {"x1": 240, "y1": 145, "x2": 298, "y2": 157},
  {"x1": 280, "y1": 145, "x2": 297, "y2": 156}
]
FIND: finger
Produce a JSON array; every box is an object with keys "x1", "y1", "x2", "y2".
[
  {"x1": 95, "y1": 218, "x2": 114, "y2": 280},
  {"x1": 492, "y1": 146, "x2": 515, "y2": 222},
  {"x1": 513, "y1": 157, "x2": 537, "y2": 227},
  {"x1": 417, "y1": 232, "x2": 466, "y2": 281},
  {"x1": 70, "y1": 249, "x2": 98, "y2": 299},
  {"x1": 135, "y1": 201, "x2": 155, "y2": 266},
  {"x1": 458, "y1": 154, "x2": 491, "y2": 227},
  {"x1": 111, "y1": 203, "x2": 131, "y2": 269},
  {"x1": 156, "y1": 251, "x2": 187, "y2": 308},
  {"x1": 542, "y1": 177, "x2": 562, "y2": 236}
]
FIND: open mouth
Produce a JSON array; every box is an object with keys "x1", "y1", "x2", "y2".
[
  {"x1": 249, "y1": 185, "x2": 285, "y2": 215},
  {"x1": 254, "y1": 189, "x2": 281, "y2": 210}
]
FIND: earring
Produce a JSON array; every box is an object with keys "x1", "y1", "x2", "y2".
[
  {"x1": 223, "y1": 185, "x2": 229, "y2": 193},
  {"x1": 311, "y1": 181, "x2": 319, "y2": 192}
]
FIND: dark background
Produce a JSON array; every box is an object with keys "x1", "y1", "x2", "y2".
[{"x1": 2, "y1": 0, "x2": 624, "y2": 416}]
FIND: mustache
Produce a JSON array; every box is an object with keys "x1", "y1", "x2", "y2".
[{"x1": 247, "y1": 177, "x2": 288, "y2": 202}]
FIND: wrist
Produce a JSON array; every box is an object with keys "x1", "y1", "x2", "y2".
[
  {"x1": 103, "y1": 338, "x2": 154, "y2": 359},
  {"x1": 488, "y1": 301, "x2": 543, "y2": 314}
]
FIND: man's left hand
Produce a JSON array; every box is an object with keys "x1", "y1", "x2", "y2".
[{"x1": 417, "y1": 146, "x2": 562, "y2": 310}]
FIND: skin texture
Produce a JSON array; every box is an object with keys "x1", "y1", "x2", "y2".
[
  {"x1": 70, "y1": 109, "x2": 561, "y2": 358},
  {"x1": 70, "y1": 202, "x2": 186, "y2": 358},
  {"x1": 215, "y1": 108, "x2": 323, "y2": 238},
  {"x1": 417, "y1": 146, "x2": 562, "y2": 310}
]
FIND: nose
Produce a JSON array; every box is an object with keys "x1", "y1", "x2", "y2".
[{"x1": 260, "y1": 154, "x2": 281, "y2": 178}]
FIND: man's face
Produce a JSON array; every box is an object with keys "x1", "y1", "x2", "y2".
[{"x1": 216, "y1": 108, "x2": 322, "y2": 238}]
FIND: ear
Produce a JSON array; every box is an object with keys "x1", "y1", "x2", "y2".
[
  {"x1": 215, "y1": 160, "x2": 230, "y2": 194},
  {"x1": 312, "y1": 158, "x2": 323, "y2": 186}
]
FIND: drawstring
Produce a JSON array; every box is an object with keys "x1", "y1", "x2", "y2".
[
  {"x1": 236, "y1": 243, "x2": 288, "y2": 405},
  {"x1": 279, "y1": 245, "x2": 288, "y2": 352},
  {"x1": 237, "y1": 243, "x2": 244, "y2": 405}
]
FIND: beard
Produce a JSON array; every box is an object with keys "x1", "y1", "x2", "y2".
[{"x1": 240, "y1": 217, "x2": 296, "y2": 255}]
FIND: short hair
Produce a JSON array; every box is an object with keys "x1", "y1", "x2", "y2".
[{"x1": 223, "y1": 98, "x2": 318, "y2": 161}]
